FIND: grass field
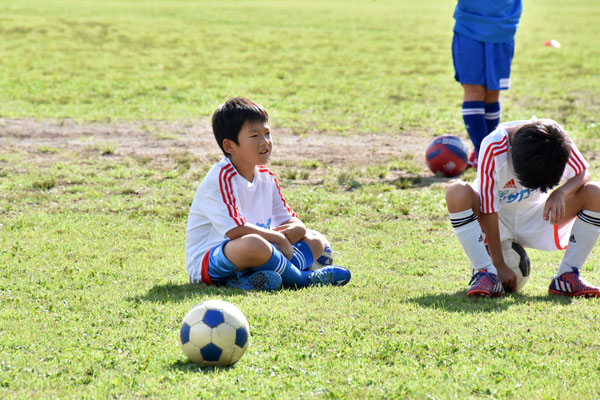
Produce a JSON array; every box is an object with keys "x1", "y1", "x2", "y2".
[{"x1": 2, "y1": 0, "x2": 600, "y2": 398}]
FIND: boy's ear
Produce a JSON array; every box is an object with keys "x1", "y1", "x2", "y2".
[{"x1": 222, "y1": 139, "x2": 236, "y2": 154}]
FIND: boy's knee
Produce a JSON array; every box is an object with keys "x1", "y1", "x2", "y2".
[
  {"x1": 446, "y1": 181, "x2": 474, "y2": 211},
  {"x1": 225, "y1": 234, "x2": 272, "y2": 267},
  {"x1": 580, "y1": 182, "x2": 600, "y2": 209},
  {"x1": 302, "y1": 229, "x2": 326, "y2": 258}
]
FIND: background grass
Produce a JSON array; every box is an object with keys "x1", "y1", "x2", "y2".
[
  {"x1": 0, "y1": 0, "x2": 598, "y2": 136},
  {"x1": 2, "y1": 0, "x2": 600, "y2": 399}
]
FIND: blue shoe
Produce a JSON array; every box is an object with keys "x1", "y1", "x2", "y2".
[
  {"x1": 467, "y1": 268, "x2": 504, "y2": 297},
  {"x1": 548, "y1": 267, "x2": 600, "y2": 297},
  {"x1": 226, "y1": 271, "x2": 282, "y2": 291},
  {"x1": 309, "y1": 265, "x2": 351, "y2": 286}
]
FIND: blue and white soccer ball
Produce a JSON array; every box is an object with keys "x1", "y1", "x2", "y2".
[
  {"x1": 310, "y1": 239, "x2": 334, "y2": 271},
  {"x1": 179, "y1": 300, "x2": 250, "y2": 367}
]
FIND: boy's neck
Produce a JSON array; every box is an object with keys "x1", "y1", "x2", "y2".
[{"x1": 229, "y1": 157, "x2": 255, "y2": 182}]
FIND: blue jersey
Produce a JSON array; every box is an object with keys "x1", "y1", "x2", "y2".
[{"x1": 453, "y1": 0, "x2": 522, "y2": 43}]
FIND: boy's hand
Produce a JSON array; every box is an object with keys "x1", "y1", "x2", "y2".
[
  {"x1": 496, "y1": 262, "x2": 518, "y2": 292},
  {"x1": 543, "y1": 190, "x2": 566, "y2": 224},
  {"x1": 273, "y1": 222, "x2": 307, "y2": 244},
  {"x1": 274, "y1": 234, "x2": 294, "y2": 260}
]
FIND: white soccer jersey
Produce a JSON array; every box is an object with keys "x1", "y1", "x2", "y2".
[
  {"x1": 185, "y1": 157, "x2": 297, "y2": 277},
  {"x1": 476, "y1": 120, "x2": 588, "y2": 215},
  {"x1": 474, "y1": 120, "x2": 589, "y2": 250}
]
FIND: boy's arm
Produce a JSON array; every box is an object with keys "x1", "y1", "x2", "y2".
[
  {"x1": 272, "y1": 217, "x2": 307, "y2": 244},
  {"x1": 226, "y1": 224, "x2": 294, "y2": 259},
  {"x1": 544, "y1": 170, "x2": 590, "y2": 224},
  {"x1": 478, "y1": 212, "x2": 518, "y2": 291}
]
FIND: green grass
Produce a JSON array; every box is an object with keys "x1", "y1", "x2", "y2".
[
  {"x1": 2, "y1": 0, "x2": 600, "y2": 398},
  {"x1": 1, "y1": 0, "x2": 599, "y2": 136}
]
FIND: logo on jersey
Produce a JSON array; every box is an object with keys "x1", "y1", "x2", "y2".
[
  {"x1": 499, "y1": 188, "x2": 531, "y2": 204},
  {"x1": 255, "y1": 217, "x2": 272, "y2": 230},
  {"x1": 503, "y1": 179, "x2": 517, "y2": 189}
]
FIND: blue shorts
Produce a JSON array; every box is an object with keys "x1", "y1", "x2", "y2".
[{"x1": 452, "y1": 32, "x2": 514, "y2": 91}]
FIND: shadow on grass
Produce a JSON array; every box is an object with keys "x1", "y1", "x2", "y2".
[
  {"x1": 130, "y1": 282, "x2": 251, "y2": 303},
  {"x1": 409, "y1": 290, "x2": 573, "y2": 313},
  {"x1": 169, "y1": 359, "x2": 236, "y2": 373}
]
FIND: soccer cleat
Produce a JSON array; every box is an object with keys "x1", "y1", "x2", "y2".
[
  {"x1": 548, "y1": 268, "x2": 600, "y2": 297},
  {"x1": 226, "y1": 271, "x2": 282, "y2": 291},
  {"x1": 309, "y1": 265, "x2": 351, "y2": 286},
  {"x1": 466, "y1": 268, "x2": 504, "y2": 297}
]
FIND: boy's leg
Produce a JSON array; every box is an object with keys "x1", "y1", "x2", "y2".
[
  {"x1": 225, "y1": 234, "x2": 349, "y2": 288},
  {"x1": 550, "y1": 183, "x2": 600, "y2": 296},
  {"x1": 208, "y1": 238, "x2": 281, "y2": 291},
  {"x1": 462, "y1": 86, "x2": 487, "y2": 155},
  {"x1": 446, "y1": 182, "x2": 504, "y2": 297},
  {"x1": 484, "y1": 90, "x2": 501, "y2": 134}
]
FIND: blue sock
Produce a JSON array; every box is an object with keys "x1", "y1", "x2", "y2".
[
  {"x1": 462, "y1": 101, "x2": 487, "y2": 153},
  {"x1": 484, "y1": 102, "x2": 501, "y2": 134},
  {"x1": 254, "y1": 245, "x2": 311, "y2": 287},
  {"x1": 290, "y1": 240, "x2": 314, "y2": 271}
]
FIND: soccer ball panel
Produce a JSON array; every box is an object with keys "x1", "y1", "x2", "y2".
[
  {"x1": 222, "y1": 306, "x2": 249, "y2": 330},
  {"x1": 203, "y1": 309, "x2": 225, "y2": 328},
  {"x1": 200, "y1": 343, "x2": 223, "y2": 363},
  {"x1": 181, "y1": 342, "x2": 204, "y2": 364},
  {"x1": 189, "y1": 323, "x2": 212, "y2": 348},
  {"x1": 235, "y1": 326, "x2": 249, "y2": 349},
  {"x1": 183, "y1": 304, "x2": 207, "y2": 326},
  {"x1": 212, "y1": 323, "x2": 236, "y2": 348}
]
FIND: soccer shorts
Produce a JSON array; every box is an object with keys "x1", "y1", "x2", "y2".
[
  {"x1": 493, "y1": 203, "x2": 575, "y2": 251},
  {"x1": 452, "y1": 32, "x2": 515, "y2": 91}
]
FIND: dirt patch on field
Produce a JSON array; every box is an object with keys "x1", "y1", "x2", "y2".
[
  {"x1": 0, "y1": 118, "x2": 444, "y2": 184},
  {"x1": 0, "y1": 118, "x2": 429, "y2": 164}
]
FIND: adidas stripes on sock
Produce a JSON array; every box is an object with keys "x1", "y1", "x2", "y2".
[
  {"x1": 290, "y1": 240, "x2": 314, "y2": 271},
  {"x1": 484, "y1": 102, "x2": 501, "y2": 134},
  {"x1": 462, "y1": 101, "x2": 487, "y2": 154},
  {"x1": 254, "y1": 245, "x2": 312, "y2": 287},
  {"x1": 557, "y1": 210, "x2": 600, "y2": 276},
  {"x1": 450, "y1": 209, "x2": 495, "y2": 275}
]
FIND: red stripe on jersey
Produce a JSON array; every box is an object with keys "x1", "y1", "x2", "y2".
[
  {"x1": 226, "y1": 170, "x2": 247, "y2": 225},
  {"x1": 200, "y1": 250, "x2": 213, "y2": 285},
  {"x1": 479, "y1": 136, "x2": 508, "y2": 214},
  {"x1": 567, "y1": 145, "x2": 585, "y2": 174},
  {"x1": 258, "y1": 166, "x2": 297, "y2": 218},
  {"x1": 218, "y1": 164, "x2": 246, "y2": 226}
]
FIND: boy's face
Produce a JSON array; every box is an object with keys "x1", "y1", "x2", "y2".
[{"x1": 224, "y1": 119, "x2": 272, "y2": 168}]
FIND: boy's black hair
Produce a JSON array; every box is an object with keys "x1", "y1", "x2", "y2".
[
  {"x1": 211, "y1": 97, "x2": 269, "y2": 157},
  {"x1": 511, "y1": 121, "x2": 571, "y2": 192}
]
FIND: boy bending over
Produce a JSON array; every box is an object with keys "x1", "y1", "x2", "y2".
[
  {"x1": 185, "y1": 98, "x2": 351, "y2": 291},
  {"x1": 446, "y1": 118, "x2": 600, "y2": 297}
]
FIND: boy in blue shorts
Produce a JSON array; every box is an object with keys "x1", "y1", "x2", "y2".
[
  {"x1": 446, "y1": 118, "x2": 600, "y2": 298},
  {"x1": 185, "y1": 97, "x2": 351, "y2": 291},
  {"x1": 452, "y1": 0, "x2": 523, "y2": 166}
]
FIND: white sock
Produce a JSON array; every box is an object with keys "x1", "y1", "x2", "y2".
[
  {"x1": 450, "y1": 209, "x2": 494, "y2": 274},
  {"x1": 557, "y1": 210, "x2": 600, "y2": 276}
]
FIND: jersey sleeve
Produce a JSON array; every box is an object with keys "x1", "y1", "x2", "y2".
[
  {"x1": 200, "y1": 167, "x2": 247, "y2": 236},
  {"x1": 269, "y1": 172, "x2": 298, "y2": 227},
  {"x1": 562, "y1": 140, "x2": 589, "y2": 180},
  {"x1": 477, "y1": 133, "x2": 508, "y2": 214}
]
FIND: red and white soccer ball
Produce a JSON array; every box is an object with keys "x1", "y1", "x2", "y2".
[{"x1": 425, "y1": 135, "x2": 469, "y2": 177}]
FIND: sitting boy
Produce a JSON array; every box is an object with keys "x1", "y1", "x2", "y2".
[
  {"x1": 185, "y1": 97, "x2": 351, "y2": 291},
  {"x1": 446, "y1": 118, "x2": 600, "y2": 297}
]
